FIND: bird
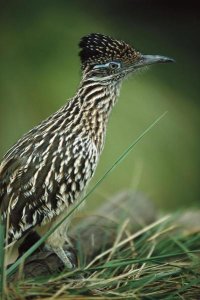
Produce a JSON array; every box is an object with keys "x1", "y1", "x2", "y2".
[{"x1": 0, "y1": 33, "x2": 174, "y2": 268}]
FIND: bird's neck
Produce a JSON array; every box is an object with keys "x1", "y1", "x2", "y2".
[
  {"x1": 72, "y1": 78, "x2": 121, "y2": 151},
  {"x1": 78, "y1": 78, "x2": 120, "y2": 115}
]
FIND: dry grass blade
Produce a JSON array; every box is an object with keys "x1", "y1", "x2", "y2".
[
  {"x1": 85, "y1": 214, "x2": 171, "y2": 269},
  {"x1": 106, "y1": 219, "x2": 130, "y2": 263}
]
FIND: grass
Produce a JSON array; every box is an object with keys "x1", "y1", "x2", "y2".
[
  {"x1": 4, "y1": 215, "x2": 200, "y2": 299},
  {"x1": 1, "y1": 112, "x2": 200, "y2": 299}
]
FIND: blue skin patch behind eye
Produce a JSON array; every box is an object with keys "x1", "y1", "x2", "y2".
[{"x1": 93, "y1": 61, "x2": 121, "y2": 69}]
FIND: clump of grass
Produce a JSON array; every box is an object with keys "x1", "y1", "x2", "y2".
[{"x1": 5, "y1": 215, "x2": 200, "y2": 299}]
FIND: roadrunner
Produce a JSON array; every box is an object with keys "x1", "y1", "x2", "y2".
[{"x1": 0, "y1": 33, "x2": 174, "y2": 268}]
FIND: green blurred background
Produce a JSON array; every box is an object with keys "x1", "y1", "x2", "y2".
[{"x1": 0, "y1": 0, "x2": 199, "y2": 210}]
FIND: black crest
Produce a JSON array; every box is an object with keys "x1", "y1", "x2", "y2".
[{"x1": 79, "y1": 33, "x2": 140, "y2": 66}]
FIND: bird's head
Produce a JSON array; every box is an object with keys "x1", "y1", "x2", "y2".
[{"x1": 79, "y1": 33, "x2": 174, "y2": 83}]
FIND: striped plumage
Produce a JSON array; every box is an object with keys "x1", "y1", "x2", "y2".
[{"x1": 0, "y1": 33, "x2": 174, "y2": 267}]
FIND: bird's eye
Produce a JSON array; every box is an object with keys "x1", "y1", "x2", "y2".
[{"x1": 109, "y1": 62, "x2": 121, "y2": 69}]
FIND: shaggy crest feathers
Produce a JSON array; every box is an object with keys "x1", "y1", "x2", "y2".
[{"x1": 79, "y1": 33, "x2": 141, "y2": 67}]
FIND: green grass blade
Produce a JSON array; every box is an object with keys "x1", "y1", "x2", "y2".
[
  {"x1": 0, "y1": 221, "x2": 5, "y2": 299},
  {"x1": 7, "y1": 111, "x2": 168, "y2": 277}
]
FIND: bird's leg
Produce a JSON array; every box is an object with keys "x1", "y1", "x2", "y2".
[
  {"x1": 52, "y1": 246, "x2": 76, "y2": 269},
  {"x1": 39, "y1": 213, "x2": 78, "y2": 268},
  {"x1": 45, "y1": 229, "x2": 78, "y2": 268}
]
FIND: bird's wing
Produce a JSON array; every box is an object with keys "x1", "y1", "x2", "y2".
[
  {"x1": 0, "y1": 154, "x2": 44, "y2": 244},
  {"x1": 0, "y1": 156, "x2": 26, "y2": 214},
  {"x1": 0, "y1": 136, "x2": 98, "y2": 246},
  {"x1": 0, "y1": 150, "x2": 64, "y2": 242}
]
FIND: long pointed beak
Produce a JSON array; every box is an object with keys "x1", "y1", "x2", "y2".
[{"x1": 135, "y1": 54, "x2": 175, "y2": 68}]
